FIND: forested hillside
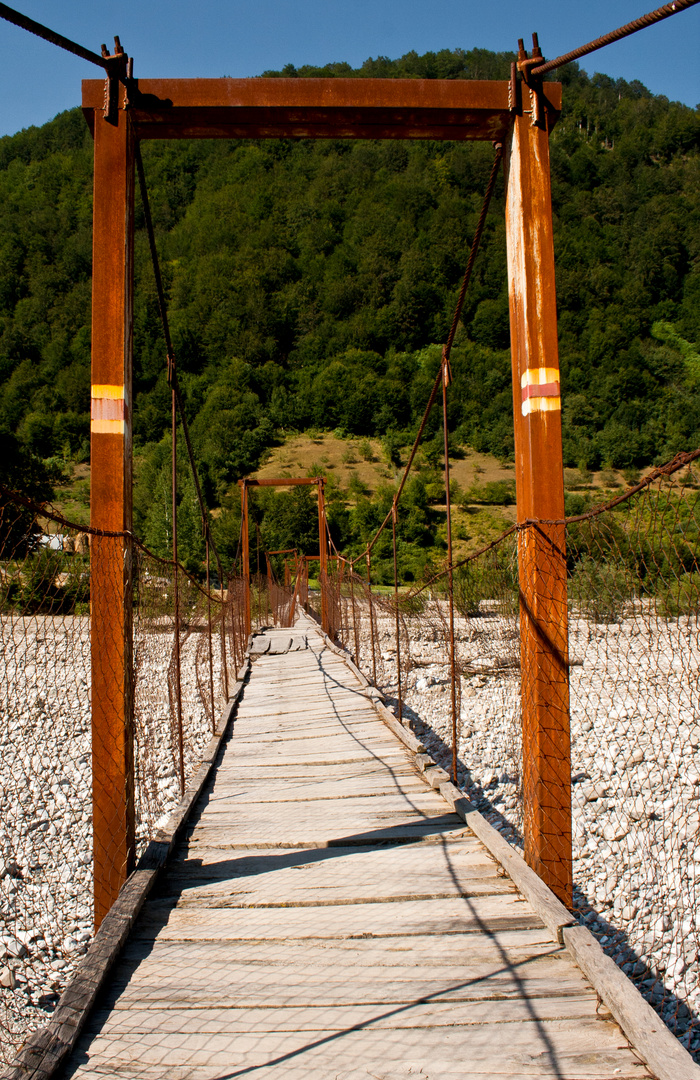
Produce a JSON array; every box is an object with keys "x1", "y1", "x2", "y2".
[{"x1": 0, "y1": 47, "x2": 698, "y2": 524}]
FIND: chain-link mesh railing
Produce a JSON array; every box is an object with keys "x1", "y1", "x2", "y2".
[{"x1": 0, "y1": 489, "x2": 234, "y2": 1066}]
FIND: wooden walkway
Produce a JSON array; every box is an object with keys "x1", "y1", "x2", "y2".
[{"x1": 64, "y1": 619, "x2": 650, "y2": 1079}]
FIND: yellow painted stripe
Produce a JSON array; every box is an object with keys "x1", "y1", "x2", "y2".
[
  {"x1": 91, "y1": 384, "x2": 125, "y2": 399},
  {"x1": 520, "y1": 367, "x2": 559, "y2": 389},
  {"x1": 521, "y1": 396, "x2": 561, "y2": 417},
  {"x1": 91, "y1": 418, "x2": 126, "y2": 434}
]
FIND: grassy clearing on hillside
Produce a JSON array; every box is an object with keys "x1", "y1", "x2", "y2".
[{"x1": 47, "y1": 437, "x2": 691, "y2": 563}]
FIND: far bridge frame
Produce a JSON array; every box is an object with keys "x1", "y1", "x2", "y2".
[{"x1": 82, "y1": 74, "x2": 571, "y2": 922}]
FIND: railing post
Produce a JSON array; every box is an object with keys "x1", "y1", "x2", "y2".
[
  {"x1": 504, "y1": 83, "x2": 572, "y2": 906},
  {"x1": 89, "y1": 93, "x2": 135, "y2": 928},
  {"x1": 240, "y1": 480, "x2": 251, "y2": 638},
  {"x1": 317, "y1": 479, "x2": 330, "y2": 636}
]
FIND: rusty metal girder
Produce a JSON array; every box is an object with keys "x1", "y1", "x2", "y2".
[{"x1": 82, "y1": 77, "x2": 562, "y2": 142}]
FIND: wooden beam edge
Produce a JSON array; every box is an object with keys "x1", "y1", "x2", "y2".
[
  {"x1": 303, "y1": 623, "x2": 696, "y2": 1077},
  {"x1": 562, "y1": 924, "x2": 700, "y2": 1080},
  {"x1": 414, "y1": 760, "x2": 699, "y2": 1080},
  {"x1": 2, "y1": 660, "x2": 251, "y2": 1080}
]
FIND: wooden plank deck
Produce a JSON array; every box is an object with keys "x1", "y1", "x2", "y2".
[{"x1": 64, "y1": 618, "x2": 651, "y2": 1079}]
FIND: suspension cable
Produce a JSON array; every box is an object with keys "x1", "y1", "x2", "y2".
[
  {"x1": 366, "y1": 143, "x2": 503, "y2": 557},
  {"x1": 530, "y1": 0, "x2": 699, "y2": 77},
  {"x1": 0, "y1": 2, "x2": 114, "y2": 69},
  {"x1": 135, "y1": 143, "x2": 227, "y2": 587}
]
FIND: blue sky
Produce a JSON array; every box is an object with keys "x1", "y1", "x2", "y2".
[{"x1": 0, "y1": 0, "x2": 698, "y2": 137}]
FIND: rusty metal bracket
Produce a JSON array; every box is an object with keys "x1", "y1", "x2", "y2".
[
  {"x1": 514, "y1": 33, "x2": 563, "y2": 129},
  {"x1": 516, "y1": 34, "x2": 546, "y2": 127},
  {"x1": 101, "y1": 36, "x2": 129, "y2": 125}
]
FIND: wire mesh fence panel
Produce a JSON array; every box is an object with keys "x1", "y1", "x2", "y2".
[
  {"x1": 566, "y1": 466, "x2": 700, "y2": 1053},
  {"x1": 225, "y1": 576, "x2": 247, "y2": 677},
  {"x1": 0, "y1": 490, "x2": 232, "y2": 1066},
  {"x1": 0, "y1": 499, "x2": 93, "y2": 1061},
  {"x1": 132, "y1": 556, "x2": 222, "y2": 844}
]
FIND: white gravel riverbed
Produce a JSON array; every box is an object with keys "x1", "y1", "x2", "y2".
[{"x1": 0, "y1": 614, "x2": 214, "y2": 1064}]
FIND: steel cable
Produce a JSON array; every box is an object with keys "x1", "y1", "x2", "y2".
[
  {"x1": 530, "y1": 0, "x2": 700, "y2": 77},
  {"x1": 366, "y1": 144, "x2": 503, "y2": 556}
]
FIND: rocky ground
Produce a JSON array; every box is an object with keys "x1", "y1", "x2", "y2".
[
  {"x1": 350, "y1": 600, "x2": 700, "y2": 1056},
  {"x1": 0, "y1": 613, "x2": 216, "y2": 1065}
]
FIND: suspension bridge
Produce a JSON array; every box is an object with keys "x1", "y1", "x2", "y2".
[{"x1": 2, "y1": 1, "x2": 700, "y2": 1078}]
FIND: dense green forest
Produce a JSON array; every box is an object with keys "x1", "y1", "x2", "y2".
[{"x1": 0, "y1": 46, "x2": 698, "y2": 572}]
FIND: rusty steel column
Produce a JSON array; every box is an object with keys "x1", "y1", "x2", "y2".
[
  {"x1": 240, "y1": 481, "x2": 251, "y2": 639},
  {"x1": 317, "y1": 480, "x2": 330, "y2": 636},
  {"x1": 504, "y1": 83, "x2": 572, "y2": 906},
  {"x1": 89, "y1": 94, "x2": 135, "y2": 928}
]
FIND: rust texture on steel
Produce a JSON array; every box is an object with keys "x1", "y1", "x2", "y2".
[
  {"x1": 530, "y1": 0, "x2": 700, "y2": 77},
  {"x1": 504, "y1": 74, "x2": 572, "y2": 906},
  {"x1": 0, "y1": 2, "x2": 111, "y2": 69},
  {"x1": 317, "y1": 480, "x2": 330, "y2": 636},
  {"x1": 442, "y1": 362, "x2": 458, "y2": 785},
  {"x1": 89, "y1": 83, "x2": 135, "y2": 928},
  {"x1": 82, "y1": 77, "x2": 561, "y2": 142},
  {"x1": 240, "y1": 481, "x2": 251, "y2": 639}
]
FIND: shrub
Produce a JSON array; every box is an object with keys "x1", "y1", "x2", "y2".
[
  {"x1": 569, "y1": 555, "x2": 633, "y2": 623},
  {"x1": 453, "y1": 554, "x2": 518, "y2": 618},
  {"x1": 463, "y1": 480, "x2": 516, "y2": 506},
  {"x1": 657, "y1": 572, "x2": 700, "y2": 618}
]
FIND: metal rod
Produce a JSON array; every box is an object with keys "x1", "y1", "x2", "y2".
[
  {"x1": 531, "y1": 0, "x2": 700, "y2": 76},
  {"x1": 172, "y1": 385, "x2": 185, "y2": 795},
  {"x1": 366, "y1": 550, "x2": 377, "y2": 687},
  {"x1": 0, "y1": 2, "x2": 110, "y2": 69},
  {"x1": 240, "y1": 482, "x2": 251, "y2": 639},
  {"x1": 350, "y1": 560, "x2": 360, "y2": 664},
  {"x1": 89, "y1": 105, "x2": 135, "y2": 929},
  {"x1": 391, "y1": 505, "x2": 403, "y2": 724},
  {"x1": 206, "y1": 538, "x2": 216, "y2": 734},
  {"x1": 442, "y1": 370, "x2": 459, "y2": 786},
  {"x1": 317, "y1": 481, "x2": 329, "y2": 636},
  {"x1": 220, "y1": 573, "x2": 230, "y2": 699}
]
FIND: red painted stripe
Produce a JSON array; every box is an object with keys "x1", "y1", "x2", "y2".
[
  {"x1": 91, "y1": 397, "x2": 129, "y2": 422},
  {"x1": 521, "y1": 381, "x2": 560, "y2": 402}
]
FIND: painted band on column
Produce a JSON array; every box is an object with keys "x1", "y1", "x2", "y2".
[
  {"x1": 520, "y1": 367, "x2": 561, "y2": 416},
  {"x1": 91, "y1": 384, "x2": 129, "y2": 434}
]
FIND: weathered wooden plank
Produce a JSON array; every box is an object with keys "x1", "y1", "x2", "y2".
[
  {"x1": 184, "y1": 825, "x2": 471, "y2": 850},
  {"x1": 104, "y1": 970, "x2": 591, "y2": 1010},
  {"x1": 206, "y1": 776, "x2": 431, "y2": 799},
  {"x1": 115, "y1": 927, "x2": 560, "y2": 966},
  {"x1": 189, "y1": 794, "x2": 454, "y2": 819},
  {"x1": 133, "y1": 894, "x2": 543, "y2": 940},
  {"x1": 65, "y1": 1020, "x2": 647, "y2": 1079},
  {"x1": 163, "y1": 840, "x2": 495, "y2": 890},
  {"x1": 85, "y1": 993, "x2": 607, "y2": 1034}
]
